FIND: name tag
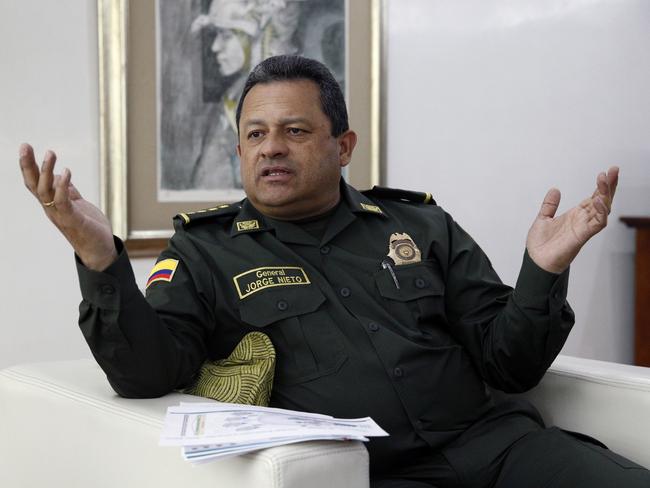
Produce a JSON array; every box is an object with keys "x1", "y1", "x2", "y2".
[{"x1": 233, "y1": 266, "x2": 311, "y2": 299}]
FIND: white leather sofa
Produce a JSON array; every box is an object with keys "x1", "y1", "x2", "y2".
[{"x1": 1, "y1": 355, "x2": 649, "y2": 487}]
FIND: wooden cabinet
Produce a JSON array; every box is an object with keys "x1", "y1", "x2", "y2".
[{"x1": 620, "y1": 217, "x2": 650, "y2": 366}]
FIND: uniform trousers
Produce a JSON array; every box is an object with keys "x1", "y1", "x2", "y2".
[{"x1": 370, "y1": 427, "x2": 650, "y2": 488}]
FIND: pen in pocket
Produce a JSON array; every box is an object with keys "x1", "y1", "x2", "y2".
[{"x1": 381, "y1": 259, "x2": 400, "y2": 290}]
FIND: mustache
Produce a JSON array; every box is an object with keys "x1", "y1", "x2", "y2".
[
  {"x1": 259, "y1": 158, "x2": 295, "y2": 167},
  {"x1": 257, "y1": 159, "x2": 296, "y2": 174}
]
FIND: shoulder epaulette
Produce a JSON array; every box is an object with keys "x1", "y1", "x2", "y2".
[
  {"x1": 362, "y1": 186, "x2": 436, "y2": 205},
  {"x1": 174, "y1": 203, "x2": 240, "y2": 227}
]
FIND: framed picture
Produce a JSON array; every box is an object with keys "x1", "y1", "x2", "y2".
[{"x1": 98, "y1": 0, "x2": 384, "y2": 257}]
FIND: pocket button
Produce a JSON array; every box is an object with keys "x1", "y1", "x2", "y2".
[
  {"x1": 276, "y1": 300, "x2": 289, "y2": 311},
  {"x1": 414, "y1": 278, "x2": 427, "y2": 289}
]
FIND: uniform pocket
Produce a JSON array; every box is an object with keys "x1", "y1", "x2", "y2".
[
  {"x1": 238, "y1": 285, "x2": 347, "y2": 385},
  {"x1": 375, "y1": 260, "x2": 444, "y2": 301},
  {"x1": 374, "y1": 260, "x2": 447, "y2": 330},
  {"x1": 239, "y1": 284, "x2": 325, "y2": 327}
]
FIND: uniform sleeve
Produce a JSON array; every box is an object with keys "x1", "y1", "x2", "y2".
[
  {"x1": 441, "y1": 213, "x2": 575, "y2": 393},
  {"x1": 76, "y1": 235, "x2": 216, "y2": 398}
]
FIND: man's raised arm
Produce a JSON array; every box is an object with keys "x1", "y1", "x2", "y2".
[
  {"x1": 18, "y1": 143, "x2": 211, "y2": 398},
  {"x1": 444, "y1": 167, "x2": 619, "y2": 392}
]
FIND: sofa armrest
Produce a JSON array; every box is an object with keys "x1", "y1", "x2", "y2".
[
  {"x1": 0, "y1": 359, "x2": 369, "y2": 488},
  {"x1": 4, "y1": 355, "x2": 648, "y2": 485},
  {"x1": 515, "y1": 355, "x2": 650, "y2": 468}
]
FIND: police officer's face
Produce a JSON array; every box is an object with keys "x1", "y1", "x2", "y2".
[{"x1": 237, "y1": 79, "x2": 357, "y2": 220}]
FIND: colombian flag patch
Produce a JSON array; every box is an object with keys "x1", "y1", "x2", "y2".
[{"x1": 146, "y1": 258, "x2": 179, "y2": 289}]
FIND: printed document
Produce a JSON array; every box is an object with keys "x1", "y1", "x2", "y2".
[{"x1": 160, "y1": 401, "x2": 389, "y2": 463}]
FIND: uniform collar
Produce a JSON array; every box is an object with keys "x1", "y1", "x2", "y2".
[
  {"x1": 230, "y1": 199, "x2": 318, "y2": 245},
  {"x1": 230, "y1": 200, "x2": 270, "y2": 237},
  {"x1": 230, "y1": 179, "x2": 386, "y2": 244},
  {"x1": 342, "y1": 180, "x2": 387, "y2": 218}
]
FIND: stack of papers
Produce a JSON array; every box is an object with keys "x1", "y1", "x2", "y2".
[{"x1": 160, "y1": 402, "x2": 389, "y2": 464}]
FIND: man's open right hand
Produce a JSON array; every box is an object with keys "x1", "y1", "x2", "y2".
[{"x1": 19, "y1": 143, "x2": 118, "y2": 271}]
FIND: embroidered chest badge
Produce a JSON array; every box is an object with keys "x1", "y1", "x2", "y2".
[
  {"x1": 387, "y1": 232, "x2": 421, "y2": 265},
  {"x1": 233, "y1": 266, "x2": 311, "y2": 299},
  {"x1": 146, "y1": 258, "x2": 180, "y2": 288}
]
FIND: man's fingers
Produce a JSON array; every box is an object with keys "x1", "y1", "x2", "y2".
[
  {"x1": 19, "y1": 145, "x2": 79, "y2": 219},
  {"x1": 607, "y1": 166, "x2": 619, "y2": 201},
  {"x1": 37, "y1": 150, "x2": 57, "y2": 205},
  {"x1": 594, "y1": 166, "x2": 620, "y2": 214},
  {"x1": 593, "y1": 196, "x2": 608, "y2": 221},
  {"x1": 19, "y1": 143, "x2": 40, "y2": 194},
  {"x1": 595, "y1": 172, "x2": 609, "y2": 208},
  {"x1": 538, "y1": 188, "x2": 561, "y2": 219},
  {"x1": 594, "y1": 195, "x2": 607, "y2": 212},
  {"x1": 53, "y1": 168, "x2": 73, "y2": 214},
  {"x1": 68, "y1": 184, "x2": 83, "y2": 200}
]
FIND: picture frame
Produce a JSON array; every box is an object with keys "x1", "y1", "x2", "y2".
[{"x1": 98, "y1": 0, "x2": 385, "y2": 257}]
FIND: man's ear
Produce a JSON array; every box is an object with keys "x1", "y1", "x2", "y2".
[
  {"x1": 236, "y1": 144, "x2": 242, "y2": 157},
  {"x1": 338, "y1": 130, "x2": 357, "y2": 168}
]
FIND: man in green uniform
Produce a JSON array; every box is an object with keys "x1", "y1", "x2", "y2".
[{"x1": 19, "y1": 56, "x2": 649, "y2": 487}]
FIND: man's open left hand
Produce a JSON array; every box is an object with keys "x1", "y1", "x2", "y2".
[{"x1": 526, "y1": 166, "x2": 619, "y2": 274}]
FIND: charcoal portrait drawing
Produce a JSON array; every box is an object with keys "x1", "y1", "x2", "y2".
[{"x1": 157, "y1": 0, "x2": 346, "y2": 202}]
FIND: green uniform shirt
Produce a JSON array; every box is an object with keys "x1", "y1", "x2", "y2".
[{"x1": 76, "y1": 181, "x2": 574, "y2": 472}]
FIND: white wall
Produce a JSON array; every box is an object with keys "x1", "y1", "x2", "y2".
[
  {"x1": 1, "y1": 0, "x2": 647, "y2": 370},
  {"x1": 0, "y1": 0, "x2": 155, "y2": 370},
  {"x1": 0, "y1": 0, "x2": 97, "y2": 369},
  {"x1": 386, "y1": 0, "x2": 650, "y2": 363}
]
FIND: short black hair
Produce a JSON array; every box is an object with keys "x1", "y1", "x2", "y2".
[{"x1": 235, "y1": 55, "x2": 349, "y2": 137}]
